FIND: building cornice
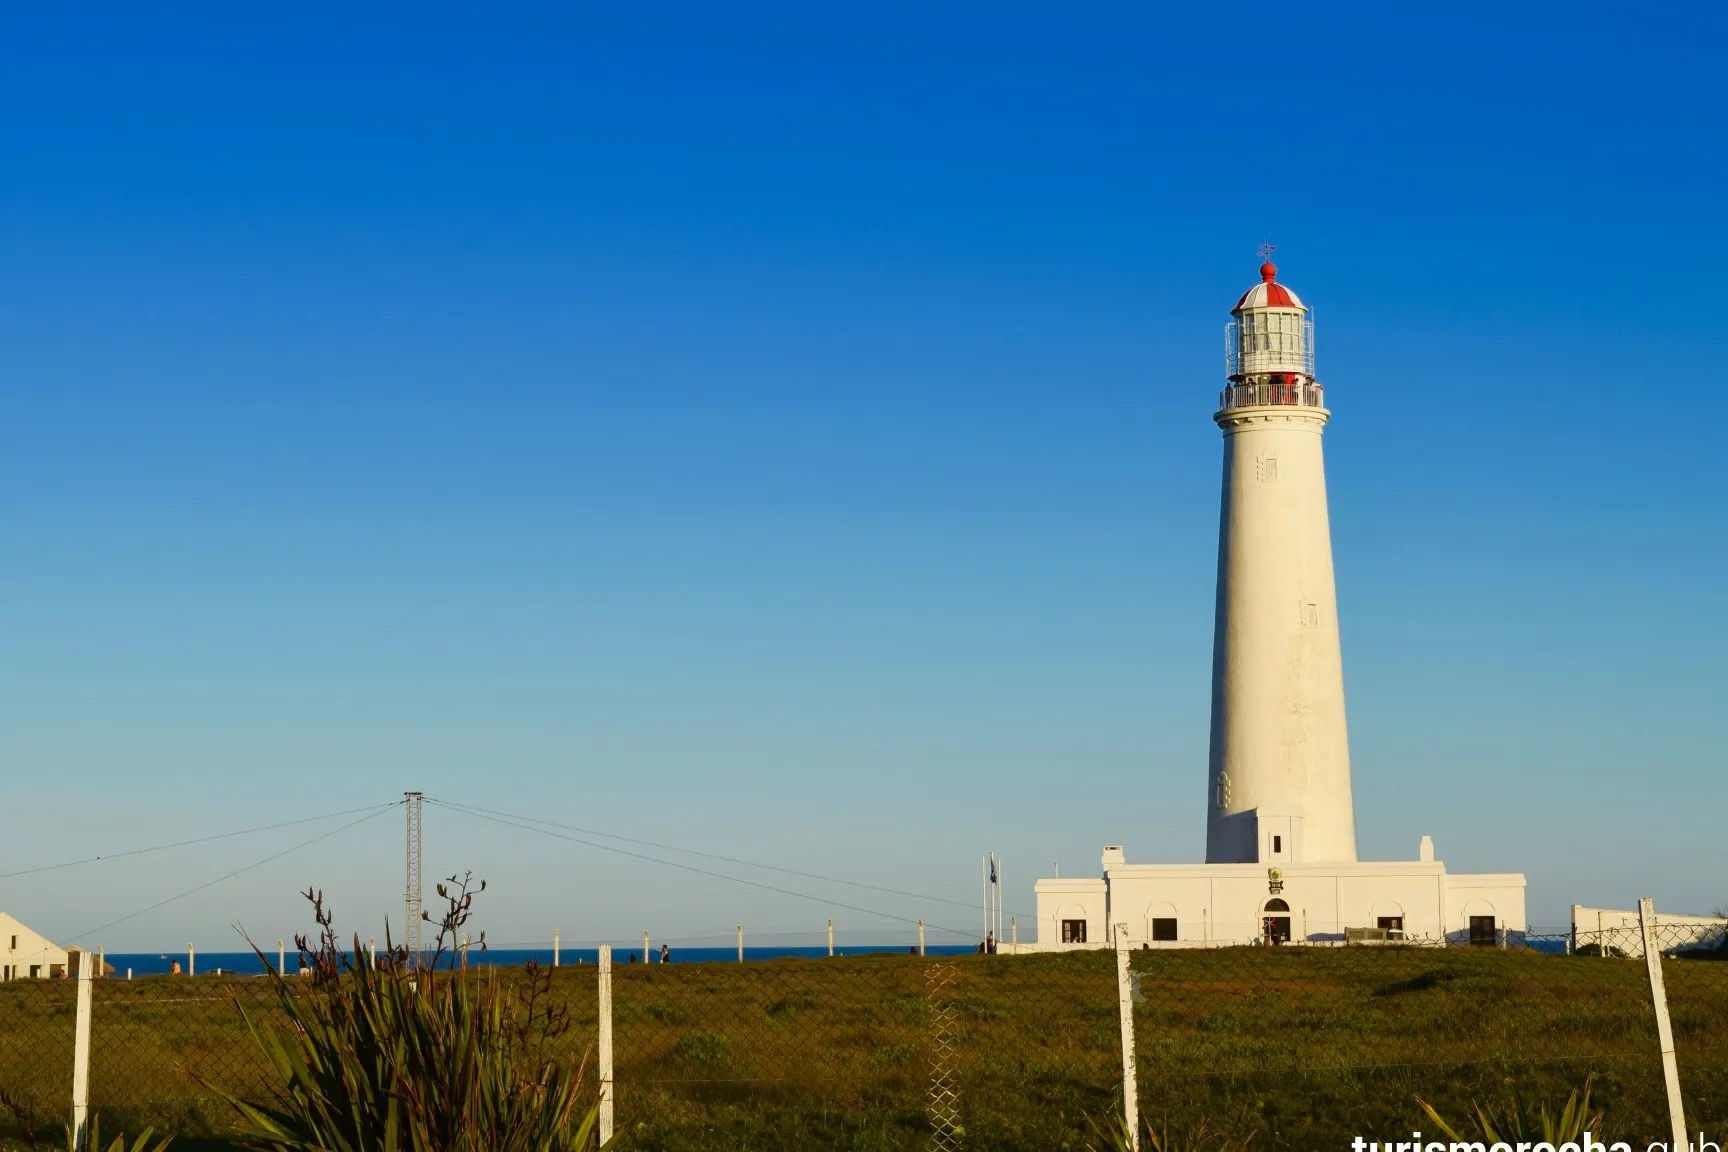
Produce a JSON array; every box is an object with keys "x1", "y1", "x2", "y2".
[{"x1": 1213, "y1": 406, "x2": 1331, "y2": 432}]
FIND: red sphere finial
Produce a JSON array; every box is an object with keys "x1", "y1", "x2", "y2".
[{"x1": 1256, "y1": 241, "x2": 1277, "y2": 282}]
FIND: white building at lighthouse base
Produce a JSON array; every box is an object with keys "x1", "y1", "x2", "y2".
[{"x1": 1022, "y1": 841, "x2": 1526, "y2": 951}]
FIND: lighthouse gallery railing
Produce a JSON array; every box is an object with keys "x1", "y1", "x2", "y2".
[{"x1": 1217, "y1": 379, "x2": 1326, "y2": 411}]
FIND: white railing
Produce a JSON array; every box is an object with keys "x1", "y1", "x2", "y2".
[{"x1": 1217, "y1": 380, "x2": 1326, "y2": 411}]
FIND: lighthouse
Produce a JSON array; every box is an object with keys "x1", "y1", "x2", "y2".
[
  {"x1": 1205, "y1": 252, "x2": 1356, "y2": 866},
  {"x1": 1026, "y1": 252, "x2": 1527, "y2": 950}
]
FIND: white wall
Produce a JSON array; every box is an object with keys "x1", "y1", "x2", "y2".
[
  {"x1": 1032, "y1": 879, "x2": 1107, "y2": 947},
  {"x1": 1030, "y1": 861, "x2": 1527, "y2": 949},
  {"x1": 1, "y1": 912, "x2": 69, "y2": 979},
  {"x1": 1571, "y1": 905, "x2": 1726, "y2": 957}
]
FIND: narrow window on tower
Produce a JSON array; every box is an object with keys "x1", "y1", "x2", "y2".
[
  {"x1": 1272, "y1": 835, "x2": 1283, "y2": 853},
  {"x1": 1257, "y1": 456, "x2": 1279, "y2": 482},
  {"x1": 1301, "y1": 602, "x2": 1319, "y2": 628}
]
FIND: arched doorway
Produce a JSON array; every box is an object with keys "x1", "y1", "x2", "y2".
[{"x1": 1262, "y1": 898, "x2": 1292, "y2": 945}]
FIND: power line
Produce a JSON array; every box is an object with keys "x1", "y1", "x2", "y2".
[
  {"x1": 0, "y1": 802, "x2": 401, "y2": 880},
  {"x1": 428, "y1": 798, "x2": 984, "y2": 940},
  {"x1": 65, "y1": 802, "x2": 401, "y2": 944},
  {"x1": 427, "y1": 796, "x2": 1031, "y2": 919}
]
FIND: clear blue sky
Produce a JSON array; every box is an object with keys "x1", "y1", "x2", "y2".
[{"x1": 2, "y1": 2, "x2": 1724, "y2": 949}]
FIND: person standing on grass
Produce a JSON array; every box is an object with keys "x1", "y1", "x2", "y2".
[{"x1": 660, "y1": 944, "x2": 670, "y2": 964}]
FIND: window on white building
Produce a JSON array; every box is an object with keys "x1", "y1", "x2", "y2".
[
  {"x1": 1152, "y1": 918, "x2": 1178, "y2": 942},
  {"x1": 1061, "y1": 919, "x2": 1087, "y2": 944}
]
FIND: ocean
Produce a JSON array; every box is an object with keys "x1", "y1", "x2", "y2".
[{"x1": 101, "y1": 944, "x2": 981, "y2": 977}]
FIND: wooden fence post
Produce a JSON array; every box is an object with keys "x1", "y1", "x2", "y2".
[
  {"x1": 71, "y1": 954, "x2": 93, "y2": 1150},
  {"x1": 598, "y1": 943, "x2": 614, "y2": 1144},
  {"x1": 1114, "y1": 923, "x2": 1140, "y2": 1151},
  {"x1": 1638, "y1": 897, "x2": 1688, "y2": 1151}
]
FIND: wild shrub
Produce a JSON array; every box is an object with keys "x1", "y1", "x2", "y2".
[
  {"x1": 0, "y1": 1086, "x2": 173, "y2": 1152},
  {"x1": 216, "y1": 874, "x2": 598, "y2": 1152},
  {"x1": 1418, "y1": 1075, "x2": 1604, "y2": 1145},
  {"x1": 1086, "y1": 1110, "x2": 1254, "y2": 1152}
]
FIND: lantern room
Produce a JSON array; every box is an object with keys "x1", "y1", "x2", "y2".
[{"x1": 1222, "y1": 257, "x2": 1320, "y2": 410}]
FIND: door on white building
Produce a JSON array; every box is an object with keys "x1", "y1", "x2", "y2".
[{"x1": 1262, "y1": 898, "x2": 1292, "y2": 945}]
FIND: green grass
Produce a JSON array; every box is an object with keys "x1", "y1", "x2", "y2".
[{"x1": 3, "y1": 946, "x2": 1725, "y2": 1150}]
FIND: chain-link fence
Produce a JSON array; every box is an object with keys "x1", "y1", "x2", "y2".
[
  {"x1": 1, "y1": 925, "x2": 1723, "y2": 1150},
  {"x1": 0, "y1": 977, "x2": 77, "y2": 1137},
  {"x1": 606, "y1": 950, "x2": 1120, "y2": 1149},
  {"x1": 1126, "y1": 928, "x2": 1728, "y2": 1147}
]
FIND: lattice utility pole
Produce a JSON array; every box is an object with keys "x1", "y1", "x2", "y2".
[{"x1": 404, "y1": 792, "x2": 424, "y2": 961}]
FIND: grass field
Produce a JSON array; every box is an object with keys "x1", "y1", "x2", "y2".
[{"x1": 2, "y1": 945, "x2": 1724, "y2": 1150}]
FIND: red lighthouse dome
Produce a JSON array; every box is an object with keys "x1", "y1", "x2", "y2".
[{"x1": 1232, "y1": 261, "x2": 1305, "y2": 312}]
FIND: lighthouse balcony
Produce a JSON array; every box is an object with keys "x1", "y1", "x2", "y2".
[{"x1": 1218, "y1": 380, "x2": 1326, "y2": 411}]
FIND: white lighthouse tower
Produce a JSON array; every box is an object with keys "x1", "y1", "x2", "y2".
[
  {"x1": 1205, "y1": 251, "x2": 1356, "y2": 866},
  {"x1": 1026, "y1": 252, "x2": 1525, "y2": 952}
]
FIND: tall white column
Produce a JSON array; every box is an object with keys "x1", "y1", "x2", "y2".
[{"x1": 1206, "y1": 403, "x2": 1356, "y2": 864}]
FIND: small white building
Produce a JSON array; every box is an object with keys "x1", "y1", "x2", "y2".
[
  {"x1": 1030, "y1": 840, "x2": 1526, "y2": 949},
  {"x1": 1028, "y1": 256, "x2": 1526, "y2": 950},
  {"x1": 1, "y1": 913, "x2": 70, "y2": 979},
  {"x1": 1571, "y1": 905, "x2": 1727, "y2": 957}
]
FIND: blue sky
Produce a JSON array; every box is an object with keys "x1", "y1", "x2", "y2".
[{"x1": 2, "y1": 2, "x2": 1724, "y2": 948}]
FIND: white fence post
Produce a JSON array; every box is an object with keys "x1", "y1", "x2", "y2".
[
  {"x1": 643, "y1": 930, "x2": 650, "y2": 963},
  {"x1": 736, "y1": 924, "x2": 743, "y2": 963},
  {"x1": 71, "y1": 953, "x2": 94, "y2": 1150},
  {"x1": 827, "y1": 919, "x2": 834, "y2": 957},
  {"x1": 1638, "y1": 897, "x2": 1688, "y2": 1150},
  {"x1": 597, "y1": 943, "x2": 614, "y2": 1145},
  {"x1": 918, "y1": 919, "x2": 925, "y2": 957},
  {"x1": 553, "y1": 929, "x2": 560, "y2": 969},
  {"x1": 1114, "y1": 923, "x2": 1140, "y2": 1150},
  {"x1": 277, "y1": 940, "x2": 285, "y2": 975},
  {"x1": 188, "y1": 942, "x2": 195, "y2": 978}
]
